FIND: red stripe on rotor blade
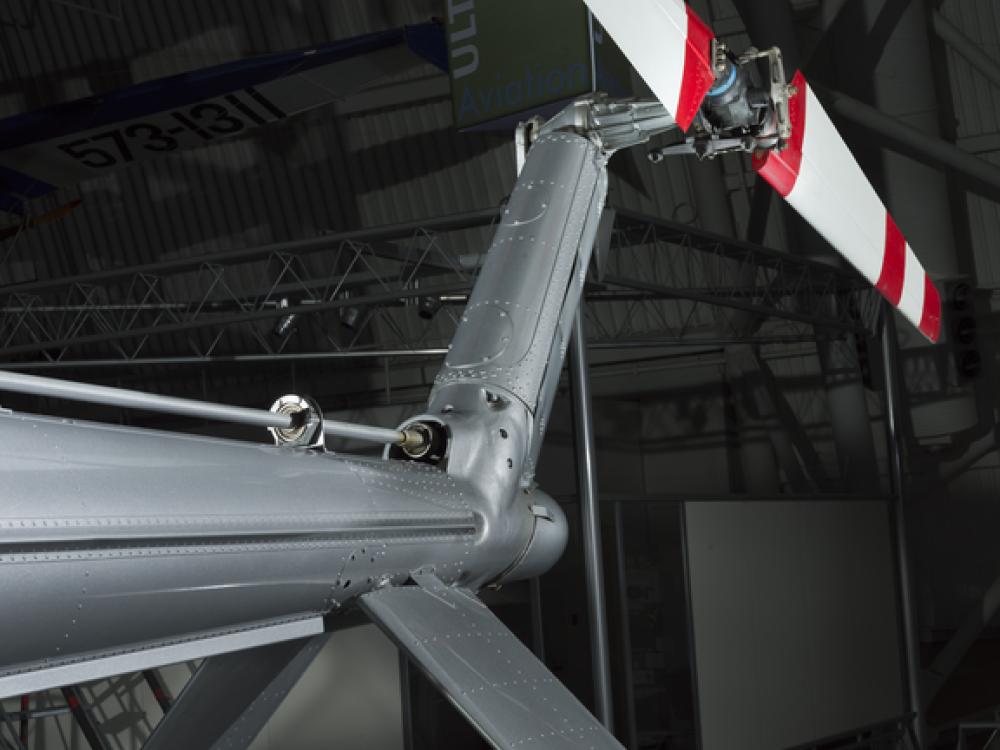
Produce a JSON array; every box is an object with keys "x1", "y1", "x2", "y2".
[
  {"x1": 752, "y1": 69, "x2": 807, "y2": 197},
  {"x1": 919, "y1": 276, "x2": 942, "y2": 342},
  {"x1": 674, "y1": 6, "x2": 716, "y2": 132},
  {"x1": 876, "y1": 213, "x2": 906, "y2": 306}
]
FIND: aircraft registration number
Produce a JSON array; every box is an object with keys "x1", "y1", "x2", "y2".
[{"x1": 55, "y1": 87, "x2": 288, "y2": 169}]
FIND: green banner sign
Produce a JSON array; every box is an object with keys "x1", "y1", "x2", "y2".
[{"x1": 446, "y1": 0, "x2": 595, "y2": 129}]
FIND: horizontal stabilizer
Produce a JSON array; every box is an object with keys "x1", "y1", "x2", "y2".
[{"x1": 360, "y1": 574, "x2": 624, "y2": 750}]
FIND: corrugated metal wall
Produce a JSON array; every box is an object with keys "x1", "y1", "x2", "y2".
[{"x1": 941, "y1": 0, "x2": 1000, "y2": 287}]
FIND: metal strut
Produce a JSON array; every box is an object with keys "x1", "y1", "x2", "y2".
[{"x1": 0, "y1": 370, "x2": 427, "y2": 450}]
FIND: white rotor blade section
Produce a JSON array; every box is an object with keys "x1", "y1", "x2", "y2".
[
  {"x1": 583, "y1": 0, "x2": 716, "y2": 131},
  {"x1": 754, "y1": 71, "x2": 942, "y2": 342}
]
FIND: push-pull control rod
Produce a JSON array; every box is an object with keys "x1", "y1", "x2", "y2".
[{"x1": 0, "y1": 370, "x2": 424, "y2": 449}]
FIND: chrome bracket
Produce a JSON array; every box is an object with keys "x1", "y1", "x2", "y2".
[
  {"x1": 739, "y1": 45, "x2": 795, "y2": 143},
  {"x1": 535, "y1": 94, "x2": 678, "y2": 155},
  {"x1": 268, "y1": 394, "x2": 325, "y2": 450},
  {"x1": 514, "y1": 115, "x2": 546, "y2": 175}
]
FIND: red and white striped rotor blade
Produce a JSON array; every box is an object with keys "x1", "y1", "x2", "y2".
[
  {"x1": 582, "y1": 0, "x2": 716, "y2": 131},
  {"x1": 754, "y1": 71, "x2": 942, "y2": 342}
]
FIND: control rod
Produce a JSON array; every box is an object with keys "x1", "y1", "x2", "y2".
[{"x1": 0, "y1": 370, "x2": 423, "y2": 449}]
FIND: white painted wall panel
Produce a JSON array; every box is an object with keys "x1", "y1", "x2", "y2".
[
  {"x1": 685, "y1": 500, "x2": 904, "y2": 750},
  {"x1": 250, "y1": 624, "x2": 402, "y2": 750},
  {"x1": 7, "y1": 624, "x2": 402, "y2": 750}
]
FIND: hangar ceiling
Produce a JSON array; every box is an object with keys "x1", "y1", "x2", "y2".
[
  {"x1": 3, "y1": 0, "x2": 954, "y2": 411},
  {"x1": 0, "y1": 1, "x2": 994, "y2": 403}
]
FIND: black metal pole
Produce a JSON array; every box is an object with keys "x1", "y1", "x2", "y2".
[
  {"x1": 880, "y1": 306, "x2": 926, "y2": 748},
  {"x1": 61, "y1": 686, "x2": 108, "y2": 750},
  {"x1": 17, "y1": 696, "x2": 27, "y2": 747},
  {"x1": 142, "y1": 670, "x2": 173, "y2": 714},
  {"x1": 570, "y1": 311, "x2": 614, "y2": 730},
  {"x1": 614, "y1": 502, "x2": 639, "y2": 749}
]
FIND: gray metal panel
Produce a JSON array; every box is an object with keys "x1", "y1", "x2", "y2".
[
  {"x1": 360, "y1": 574, "x2": 624, "y2": 750},
  {"x1": 0, "y1": 615, "x2": 323, "y2": 700},
  {"x1": 144, "y1": 633, "x2": 329, "y2": 750},
  {"x1": 432, "y1": 131, "x2": 607, "y2": 413},
  {"x1": 426, "y1": 129, "x2": 608, "y2": 490},
  {"x1": 684, "y1": 500, "x2": 905, "y2": 750},
  {"x1": 0, "y1": 410, "x2": 485, "y2": 691}
]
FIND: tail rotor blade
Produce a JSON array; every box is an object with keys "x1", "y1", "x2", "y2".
[
  {"x1": 754, "y1": 71, "x2": 942, "y2": 342},
  {"x1": 582, "y1": 0, "x2": 716, "y2": 131}
]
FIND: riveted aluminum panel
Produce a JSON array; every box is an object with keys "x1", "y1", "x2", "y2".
[
  {"x1": 433, "y1": 131, "x2": 607, "y2": 412},
  {"x1": 361, "y1": 574, "x2": 624, "y2": 750},
  {"x1": 0, "y1": 411, "x2": 483, "y2": 687},
  {"x1": 0, "y1": 615, "x2": 323, "y2": 700}
]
